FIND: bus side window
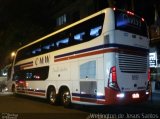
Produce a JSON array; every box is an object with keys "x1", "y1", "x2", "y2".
[
  {"x1": 56, "y1": 38, "x2": 69, "y2": 48},
  {"x1": 90, "y1": 26, "x2": 102, "y2": 37},
  {"x1": 42, "y1": 45, "x2": 51, "y2": 50},
  {"x1": 26, "y1": 72, "x2": 33, "y2": 80},
  {"x1": 73, "y1": 32, "x2": 85, "y2": 42},
  {"x1": 50, "y1": 42, "x2": 57, "y2": 50},
  {"x1": 32, "y1": 48, "x2": 41, "y2": 55}
]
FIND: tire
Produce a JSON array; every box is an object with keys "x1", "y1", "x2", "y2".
[
  {"x1": 60, "y1": 89, "x2": 71, "y2": 107},
  {"x1": 47, "y1": 87, "x2": 58, "y2": 105}
]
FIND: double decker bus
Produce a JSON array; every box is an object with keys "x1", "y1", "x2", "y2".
[{"x1": 7, "y1": 8, "x2": 150, "y2": 107}]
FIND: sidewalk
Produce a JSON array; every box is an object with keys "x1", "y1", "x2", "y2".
[
  {"x1": 145, "y1": 90, "x2": 160, "y2": 110},
  {"x1": 150, "y1": 81, "x2": 160, "y2": 101},
  {"x1": 150, "y1": 91, "x2": 160, "y2": 101}
]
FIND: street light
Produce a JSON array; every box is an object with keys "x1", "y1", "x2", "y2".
[
  {"x1": 11, "y1": 52, "x2": 16, "y2": 58},
  {"x1": 9, "y1": 51, "x2": 16, "y2": 66}
]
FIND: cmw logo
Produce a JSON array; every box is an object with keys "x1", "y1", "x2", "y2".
[{"x1": 35, "y1": 55, "x2": 50, "y2": 65}]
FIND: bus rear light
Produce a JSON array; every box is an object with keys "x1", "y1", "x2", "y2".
[
  {"x1": 111, "y1": 66, "x2": 117, "y2": 82},
  {"x1": 132, "y1": 93, "x2": 139, "y2": 99},
  {"x1": 127, "y1": 11, "x2": 134, "y2": 15},
  {"x1": 113, "y1": 7, "x2": 116, "y2": 11},
  {"x1": 141, "y1": 18, "x2": 145, "y2": 22},
  {"x1": 116, "y1": 93, "x2": 125, "y2": 98},
  {"x1": 146, "y1": 91, "x2": 149, "y2": 95},
  {"x1": 108, "y1": 66, "x2": 120, "y2": 91}
]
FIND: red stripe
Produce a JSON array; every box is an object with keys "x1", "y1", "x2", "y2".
[
  {"x1": 17, "y1": 89, "x2": 45, "y2": 96},
  {"x1": 20, "y1": 63, "x2": 33, "y2": 70},
  {"x1": 17, "y1": 90, "x2": 25, "y2": 93},
  {"x1": 72, "y1": 97, "x2": 80, "y2": 101},
  {"x1": 72, "y1": 97, "x2": 106, "y2": 104},
  {"x1": 55, "y1": 48, "x2": 118, "y2": 62},
  {"x1": 27, "y1": 91, "x2": 45, "y2": 96}
]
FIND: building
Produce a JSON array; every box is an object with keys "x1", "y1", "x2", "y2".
[
  {"x1": 148, "y1": 3, "x2": 160, "y2": 91},
  {"x1": 50, "y1": 0, "x2": 109, "y2": 31}
]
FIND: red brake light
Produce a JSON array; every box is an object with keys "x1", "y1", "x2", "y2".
[
  {"x1": 111, "y1": 66, "x2": 117, "y2": 82},
  {"x1": 108, "y1": 66, "x2": 119, "y2": 91}
]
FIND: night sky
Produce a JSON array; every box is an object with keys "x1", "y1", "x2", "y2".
[
  {"x1": 0, "y1": 0, "x2": 159, "y2": 68},
  {"x1": 0, "y1": 0, "x2": 55, "y2": 67}
]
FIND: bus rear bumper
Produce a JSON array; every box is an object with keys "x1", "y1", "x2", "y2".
[{"x1": 100, "y1": 88, "x2": 150, "y2": 105}]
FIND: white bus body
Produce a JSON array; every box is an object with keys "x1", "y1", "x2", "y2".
[{"x1": 7, "y1": 8, "x2": 150, "y2": 106}]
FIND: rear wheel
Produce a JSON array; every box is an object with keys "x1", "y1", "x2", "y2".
[
  {"x1": 60, "y1": 88, "x2": 71, "y2": 107},
  {"x1": 47, "y1": 87, "x2": 58, "y2": 105}
]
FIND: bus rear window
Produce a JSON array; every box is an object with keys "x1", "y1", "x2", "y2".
[{"x1": 115, "y1": 10, "x2": 148, "y2": 37}]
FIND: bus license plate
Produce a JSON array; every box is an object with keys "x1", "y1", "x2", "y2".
[{"x1": 132, "y1": 93, "x2": 139, "y2": 99}]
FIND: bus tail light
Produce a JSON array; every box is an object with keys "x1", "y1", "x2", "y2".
[
  {"x1": 127, "y1": 11, "x2": 134, "y2": 15},
  {"x1": 112, "y1": 66, "x2": 117, "y2": 82},
  {"x1": 113, "y1": 7, "x2": 116, "y2": 11},
  {"x1": 108, "y1": 66, "x2": 120, "y2": 91},
  {"x1": 141, "y1": 18, "x2": 145, "y2": 22},
  {"x1": 116, "y1": 93, "x2": 125, "y2": 98}
]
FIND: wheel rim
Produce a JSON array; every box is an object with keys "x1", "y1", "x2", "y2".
[
  {"x1": 50, "y1": 90, "x2": 56, "y2": 103},
  {"x1": 62, "y1": 91, "x2": 71, "y2": 105}
]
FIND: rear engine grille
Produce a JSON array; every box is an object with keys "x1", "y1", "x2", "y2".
[{"x1": 119, "y1": 53, "x2": 147, "y2": 73}]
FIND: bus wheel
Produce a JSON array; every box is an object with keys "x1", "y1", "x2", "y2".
[
  {"x1": 47, "y1": 87, "x2": 57, "y2": 105},
  {"x1": 60, "y1": 89, "x2": 71, "y2": 107}
]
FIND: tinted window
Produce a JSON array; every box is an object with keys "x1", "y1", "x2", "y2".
[
  {"x1": 74, "y1": 32, "x2": 85, "y2": 41},
  {"x1": 13, "y1": 66, "x2": 49, "y2": 81},
  {"x1": 15, "y1": 13, "x2": 105, "y2": 62},
  {"x1": 115, "y1": 10, "x2": 148, "y2": 37}
]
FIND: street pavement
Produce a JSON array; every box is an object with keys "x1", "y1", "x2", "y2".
[
  {"x1": 148, "y1": 90, "x2": 160, "y2": 109},
  {"x1": 0, "y1": 91, "x2": 159, "y2": 119}
]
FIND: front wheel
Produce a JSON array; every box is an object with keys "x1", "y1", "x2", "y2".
[{"x1": 60, "y1": 89, "x2": 71, "y2": 107}]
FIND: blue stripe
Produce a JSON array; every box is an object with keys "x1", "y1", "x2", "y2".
[
  {"x1": 72, "y1": 93, "x2": 105, "y2": 99},
  {"x1": 55, "y1": 44, "x2": 149, "y2": 59},
  {"x1": 55, "y1": 44, "x2": 104, "y2": 58},
  {"x1": 106, "y1": 44, "x2": 148, "y2": 52}
]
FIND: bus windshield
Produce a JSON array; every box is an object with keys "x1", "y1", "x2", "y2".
[{"x1": 115, "y1": 9, "x2": 148, "y2": 37}]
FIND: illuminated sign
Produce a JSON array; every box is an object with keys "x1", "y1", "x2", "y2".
[
  {"x1": 149, "y1": 53, "x2": 157, "y2": 67},
  {"x1": 116, "y1": 13, "x2": 142, "y2": 28}
]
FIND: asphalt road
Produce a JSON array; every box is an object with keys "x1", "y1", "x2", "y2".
[
  {"x1": 0, "y1": 94, "x2": 88, "y2": 119},
  {"x1": 0, "y1": 93, "x2": 159, "y2": 119}
]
